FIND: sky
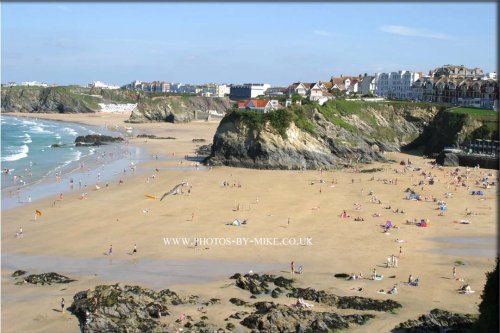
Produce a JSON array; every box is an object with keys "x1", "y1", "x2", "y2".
[{"x1": 1, "y1": 3, "x2": 497, "y2": 86}]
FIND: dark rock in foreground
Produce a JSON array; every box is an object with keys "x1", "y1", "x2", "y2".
[
  {"x1": 392, "y1": 308, "x2": 477, "y2": 333},
  {"x1": 24, "y1": 272, "x2": 75, "y2": 285},
  {"x1": 136, "y1": 134, "x2": 176, "y2": 140},
  {"x1": 74, "y1": 134, "x2": 124, "y2": 146},
  {"x1": 69, "y1": 284, "x2": 210, "y2": 333},
  {"x1": 229, "y1": 298, "x2": 249, "y2": 306},
  {"x1": 233, "y1": 273, "x2": 295, "y2": 295},
  {"x1": 11, "y1": 270, "x2": 27, "y2": 277},
  {"x1": 287, "y1": 287, "x2": 402, "y2": 312},
  {"x1": 241, "y1": 301, "x2": 375, "y2": 332}
]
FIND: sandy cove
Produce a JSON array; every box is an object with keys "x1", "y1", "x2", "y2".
[{"x1": 1, "y1": 112, "x2": 498, "y2": 333}]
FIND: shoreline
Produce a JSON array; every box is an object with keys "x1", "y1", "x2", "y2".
[
  {"x1": 1, "y1": 114, "x2": 150, "y2": 211},
  {"x1": 1, "y1": 112, "x2": 497, "y2": 333}
]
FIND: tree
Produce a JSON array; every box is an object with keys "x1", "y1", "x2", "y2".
[
  {"x1": 474, "y1": 258, "x2": 499, "y2": 333},
  {"x1": 291, "y1": 94, "x2": 303, "y2": 103}
]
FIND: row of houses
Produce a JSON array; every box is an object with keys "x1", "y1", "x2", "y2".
[
  {"x1": 123, "y1": 80, "x2": 231, "y2": 97},
  {"x1": 283, "y1": 65, "x2": 497, "y2": 110},
  {"x1": 412, "y1": 76, "x2": 498, "y2": 109}
]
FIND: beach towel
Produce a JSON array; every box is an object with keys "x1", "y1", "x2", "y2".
[{"x1": 372, "y1": 275, "x2": 384, "y2": 281}]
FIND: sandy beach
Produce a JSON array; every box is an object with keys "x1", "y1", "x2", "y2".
[{"x1": 1, "y1": 112, "x2": 497, "y2": 333}]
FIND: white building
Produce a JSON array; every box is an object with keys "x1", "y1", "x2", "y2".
[
  {"x1": 375, "y1": 71, "x2": 420, "y2": 99},
  {"x1": 216, "y1": 84, "x2": 230, "y2": 97},
  {"x1": 21, "y1": 81, "x2": 48, "y2": 87},
  {"x1": 229, "y1": 83, "x2": 270, "y2": 99},
  {"x1": 484, "y1": 72, "x2": 497, "y2": 80},
  {"x1": 88, "y1": 81, "x2": 120, "y2": 89},
  {"x1": 358, "y1": 75, "x2": 376, "y2": 95}
]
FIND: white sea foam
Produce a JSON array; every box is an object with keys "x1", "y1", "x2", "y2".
[
  {"x1": 21, "y1": 120, "x2": 37, "y2": 126},
  {"x1": 1, "y1": 144, "x2": 29, "y2": 162},
  {"x1": 29, "y1": 126, "x2": 53, "y2": 134},
  {"x1": 22, "y1": 133, "x2": 32, "y2": 144},
  {"x1": 61, "y1": 127, "x2": 78, "y2": 136}
]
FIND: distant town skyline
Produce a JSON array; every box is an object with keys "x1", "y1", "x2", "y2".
[{"x1": 1, "y1": 3, "x2": 497, "y2": 86}]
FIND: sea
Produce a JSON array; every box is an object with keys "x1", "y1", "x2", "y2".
[{"x1": 1, "y1": 115, "x2": 148, "y2": 210}]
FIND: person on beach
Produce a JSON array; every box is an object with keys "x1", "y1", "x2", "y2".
[
  {"x1": 453, "y1": 266, "x2": 457, "y2": 280},
  {"x1": 399, "y1": 246, "x2": 402, "y2": 257},
  {"x1": 291, "y1": 261, "x2": 295, "y2": 274},
  {"x1": 108, "y1": 245, "x2": 113, "y2": 256},
  {"x1": 61, "y1": 298, "x2": 65, "y2": 314},
  {"x1": 408, "y1": 274, "x2": 413, "y2": 284},
  {"x1": 386, "y1": 256, "x2": 392, "y2": 268},
  {"x1": 133, "y1": 244, "x2": 137, "y2": 254},
  {"x1": 16, "y1": 227, "x2": 23, "y2": 238}
]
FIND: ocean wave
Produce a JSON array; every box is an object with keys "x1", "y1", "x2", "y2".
[
  {"x1": 1, "y1": 144, "x2": 29, "y2": 162},
  {"x1": 22, "y1": 133, "x2": 33, "y2": 144},
  {"x1": 21, "y1": 120, "x2": 37, "y2": 126},
  {"x1": 54, "y1": 134, "x2": 62, "y2": 139},
  {"x1": 29, "y1": 126, "x2": 53, "y2": 134},
  {"x1": 61, "y1": 127, "x2": 78, "y2": 136}
]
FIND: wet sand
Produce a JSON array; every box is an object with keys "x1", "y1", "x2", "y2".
[{"x1": 1, "y1": 112, "x2": 498, "y2": 333}]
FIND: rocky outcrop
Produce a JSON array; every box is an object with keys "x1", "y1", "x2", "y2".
[
  {"x1": 1, "y1": 87, "x2": 100, "y2": 113},
  {"x1": 24, "y1": 272, "x2": 75, "y2": 285},
  {"x1": 208, "y1": 101, "x2": 440, "y2": 170},
  {"x1": 392, "y1": 308, "x2": 476, "y2": 333},
  {"x1": 435, "y1": 152, "x2": 459, "y2": 166},
  {"x1": 287, "y1": 287, "x2": 402, "y2": 312},
  {"x1": 1, "y1": 86, "x2": 230, "y2": 124},
  {"x1": 69, "y1": 284, "x2": 206, "y2": 333},
  {"x1": 241, "y1": 301, "x2": 375, "y2": 332},
  {"x1": 74, "y1": 134, "x2": 124, "y2": 146},
  {"x1": 232, "y1": 273, "x2": 295, "y2": 295},
  {"x1": 231, "y1": 273, "x2": 401, "y2": 312},
  {"x1": 11, "y1": 270, "x2": 27, "y2": 277},
  {"x1": 128, "y1": 96, "x2": 232, "y2": 123}
]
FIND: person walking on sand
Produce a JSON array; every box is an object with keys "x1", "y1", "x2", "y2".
[
  {"x1": 399, "y1": 246, "x2": 402, "y2": 257},
  {"x1": 133, "y1": 244, "x2": 137, "y2": 254},
  {"x1": 291, "y1": 261, "x2": 295, "y2": 274},
  {"x1": 61, "y1": 298, "x2": 65, "y2": 314},
  {"x1": 108, "y1": 245, "x2": 113, "y2": 256},
  {"x1": 287, "y1": 217, "x2": 291, "y2": 226},
  {"x1": 453, "y1": 266, "x2": 457, "y2": 280},
  {"x1": 386, "y1": 256, "x2": 392, "y2": 268}
]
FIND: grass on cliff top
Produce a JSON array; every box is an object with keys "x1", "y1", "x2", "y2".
[
  {"x1": 223, "y1": 107, "x2": 317, "y2": 139},
  {"x1": 446, "y1": 107, "x2": 498, "y2": 117}
]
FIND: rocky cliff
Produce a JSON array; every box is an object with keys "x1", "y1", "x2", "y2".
[
  {"x1": 208, "y1": 100, "x2": 441, "y2": 170},
  {"x1": 1, "y1": 86, "x2": 231, "y2": 123},
  {"x1": 405, "y1": 107, "x2": 498, "y2": 155},
  {"x1": 128, "y1": 96, "x2": 232, "y2": 123}
]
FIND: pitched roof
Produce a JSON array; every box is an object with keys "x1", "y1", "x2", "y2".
[{"x1": 252, "y1": 100, "x2": 270, "y2": 108}]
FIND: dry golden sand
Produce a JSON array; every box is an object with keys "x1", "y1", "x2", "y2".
[{"x1": 1, "y1": 112, "x2": 498, "y2": 333}]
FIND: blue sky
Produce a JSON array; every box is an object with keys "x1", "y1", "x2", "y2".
[{"x1": 1, "y1": 3, "x2": 497, "y2": 86}]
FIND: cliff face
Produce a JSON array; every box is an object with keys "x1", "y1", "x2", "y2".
[
  {"x1": 1, "y1": 86, "x2": 141, "y2": 113},
  {"x1": 208, "y1": 101, "x2": 441, "y2": 170},
  {"x1": 406, "y1": 108, "x2": 498, "y2": 155},
  {"x1": 128, "y1": 96, "x2": 232, "y2": 123},
  {"x1": 1, "y1": 87, "x2": 231, "y2": 123}
]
